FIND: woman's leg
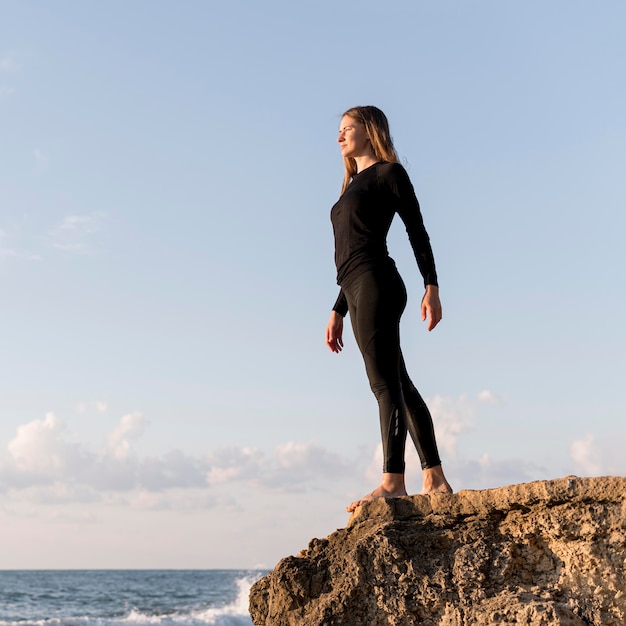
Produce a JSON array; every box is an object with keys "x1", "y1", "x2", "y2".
[
  {"x1": 344, "y1": 269, "x2": 452, "y2": 510},
  {"x1": 346, "y1": 269, "x2": 409, "y2": 475},
  {"x1": 399, "y1": 336, "x2": 453, "y2": 494},
  {"x1": 399, "y1": 352, "x2": 440, "y2": 469},
  {"x1": 344, "y1": 269, "x2": 411, "y2": 511}
]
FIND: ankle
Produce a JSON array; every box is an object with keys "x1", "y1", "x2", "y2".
[
  {"x1": 381, "y1": 472, "x2": 406, "y2": 491},
  {"x1": 421, "y1": 465, "x2": 453, "y2": 494}
]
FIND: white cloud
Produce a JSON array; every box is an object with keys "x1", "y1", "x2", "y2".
[
  {"x1": 7, "y1": 413, "x2": 62, "y2": 473},
  {"x1": 1, "y1": 412, "x2": 357, "y2": 503},
  {"x1": 205, "y1": 442, "x2": 354, "y2": 493},
  {"x1": 454, "y1": 454, "x2": 545, "y2": 490},
  {"x1": 429, "y1": 391, "x2": 500, "y2": 459},
  {"x1": 137, "y1": 450, "x2": 206, "y2": 491},
  {"x1": 6, "y1": 413, "x2": 82, "y2": 478},
  {"x1": 47, "y1": 213, "x2": 106, "y2": 254},
  {"x1": 206, "y1": 465, "x2": 242, "y2": 485},
  {"x1": 274, "y1": 441, "x2": 346, "y2": 473},
  {"x1": 0, "y1": 393, "x2": 511, "y2": 506},
  {"x1": 0, "y1": 412, "x2": 200, "y2": 494},
  {"x1": 0, "y1": 392, "x2": 532, "y2": 510},
  {"x1": 477, "y1": 390, "x2": 506, "y2": 405},
  {"x1": 205, "y1": 446, "x2": 263, "y2": 486},
  {"x1": 107, "y1": 412, "x2": 145, "y2": 460},
  {"x1": 570, "y1": 434, "x2": 602, "y2": 476},
  {"x1": 261, "y1": 442, "x2": 353, "y2": 492},
  {"x1": 0, "y1": 228, "x2": 41, "y2": 261},
  {"x1": 77, "y1": 401, "x2": 109, "y2": 414},
  {"x1": 2, "y1": 213, "x2": 109, "y2": 261}
]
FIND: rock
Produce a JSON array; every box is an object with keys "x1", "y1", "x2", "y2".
[{"x1": 249, "y1": 476, "x2": 626, "y2": 625}]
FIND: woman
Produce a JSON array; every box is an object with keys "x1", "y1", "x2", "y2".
[{"x1": 325, "y1": 105, "x2": 453, "y2": 513}]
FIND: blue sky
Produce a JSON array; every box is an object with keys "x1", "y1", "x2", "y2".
[{"x1": 1, "y1": 1, "x2": 625, "y2": 569}]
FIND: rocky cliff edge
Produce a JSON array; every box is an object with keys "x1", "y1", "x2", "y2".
[{"x1": 249, "y1": 476, "x2": 626, "y2": 625}]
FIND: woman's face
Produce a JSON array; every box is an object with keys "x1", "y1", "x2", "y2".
[{"x1": 337, "y1": 115, "x2": 370, "y2": 159}]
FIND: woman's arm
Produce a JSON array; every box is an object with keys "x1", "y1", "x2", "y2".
[
  {"x1": 325, "y1": 310, "x2": 344, "y2": 353},
  {"x1": 388, "y1": 164, "x2": 439, "y2": 289},
  {"x1": 386, "y1": 164, "x2": 442, "y2": 330},
  {"x1": 421, "y1": 284, "x2": 442, "y2": 331},
  {"x1": 332, "y1": 288, "x2": 348, "y2": 317}
]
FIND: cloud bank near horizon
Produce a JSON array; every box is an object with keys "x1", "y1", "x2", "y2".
[{"x1": 1, "y1": 392, "x2": 622, "y2": 512}]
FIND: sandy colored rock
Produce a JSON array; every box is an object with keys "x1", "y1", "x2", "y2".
[{"x1": 249, "y1": 476, "x2": 626, "y2": 625}]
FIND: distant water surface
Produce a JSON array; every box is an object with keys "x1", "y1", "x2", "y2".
[{"x1": 0, "y1": 570, "x2": 267, "y2": 625}]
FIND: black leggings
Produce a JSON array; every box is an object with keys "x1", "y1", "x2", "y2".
[{"x1": 343, "y1": 267, "x2": 441, "y2": 474}]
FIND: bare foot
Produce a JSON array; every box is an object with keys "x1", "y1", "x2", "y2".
[
  {"x1": 421, "y1": 465, "x2": 453, "y2": 495},
  {"x1": 422, "y1": 479, "x2": 453, "y2": 495},
  {"x1": 346, "y1": 482, "x2": 408, "y2": 513}
]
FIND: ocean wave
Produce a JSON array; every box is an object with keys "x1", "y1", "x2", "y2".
[{"x1": 0, "y1": 575, "x2": 258, "y2": 626}]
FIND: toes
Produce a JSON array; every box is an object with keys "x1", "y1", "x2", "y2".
[{"x1": 346, "y1": 498, "x2": 363, "y2": 513}]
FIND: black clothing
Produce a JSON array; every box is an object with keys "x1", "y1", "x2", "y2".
[
  {"x1": 343, "y1": 267, "x2": 441, "y2": 472},
  {"x1": 331, "y1": 161, "x2": 437, "y2": 317},
  {"x1": 330, "y1": 161, "x2": 441, "y2": 473}
]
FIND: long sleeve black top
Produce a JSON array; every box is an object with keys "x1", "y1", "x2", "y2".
[{"x1": 330, "y1": 161, "x2": 438, "y2": 317}]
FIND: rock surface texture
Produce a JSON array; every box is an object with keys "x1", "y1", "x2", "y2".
[{"x1": 249, "y1": 476, "x2": 626, "y2": 625}]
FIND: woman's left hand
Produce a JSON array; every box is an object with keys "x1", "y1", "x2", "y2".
[
  {"x1": 325, "y1": 311, "x2": 344, "y2": 353},
  {"x1": 421, "y1": 285, "x2": 442, "y2": 331}
]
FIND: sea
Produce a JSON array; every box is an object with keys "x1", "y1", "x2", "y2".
[{"x1": 0, "y1": 570, "x2": 269, "y2": 626}]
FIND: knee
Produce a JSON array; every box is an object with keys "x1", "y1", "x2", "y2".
[{"x1": 370, "y1": 380, "x2": 401, "y2": 404}]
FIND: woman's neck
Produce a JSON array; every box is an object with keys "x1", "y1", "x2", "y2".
[{"x1": 354, "y1": 154, "x2": 380, "y2": 173}]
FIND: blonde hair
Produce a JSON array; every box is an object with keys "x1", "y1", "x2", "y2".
[{"x1": 340, "y1": 105, "x2": 399, "y2": 195}]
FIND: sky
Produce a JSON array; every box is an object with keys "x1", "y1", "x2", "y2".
[{"x1": 1, "y1": 1, "x2": 625, "y2": 569}]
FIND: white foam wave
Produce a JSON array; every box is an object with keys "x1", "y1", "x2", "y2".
[
  {"x1": 120, "y1": 575, "x2": 256, "y2": 625},
  {"x1": 0, "y1": 575, "x2": 261, "y2": 626}
]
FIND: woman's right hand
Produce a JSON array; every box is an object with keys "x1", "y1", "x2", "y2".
[{"x1": 325, "y1": 311, "x2": 344, "y2": 353}]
